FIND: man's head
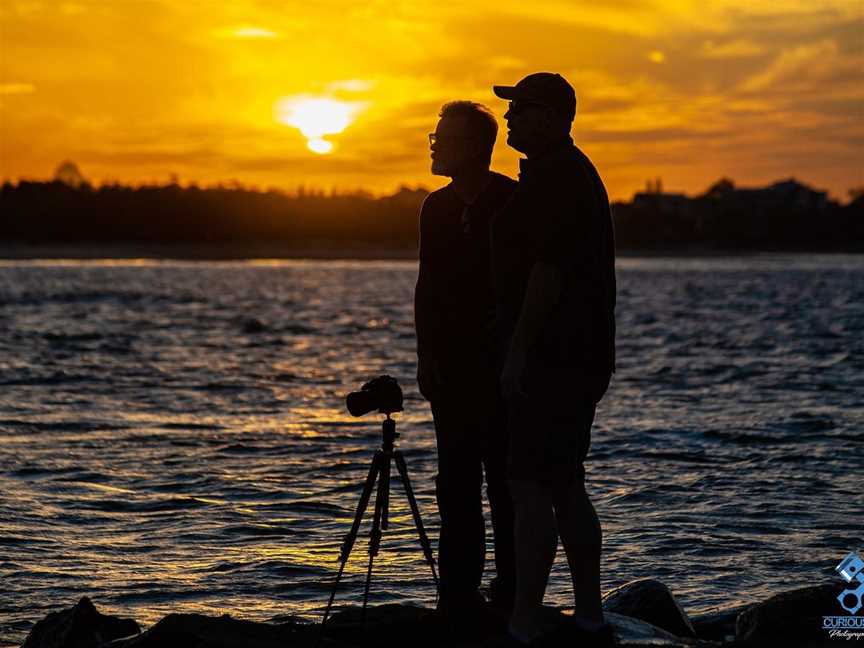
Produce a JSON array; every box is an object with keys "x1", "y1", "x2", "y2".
[
  {"x1": 493, "y1": 72, "x2": 576, "y2": 155},
  {"x1": 430, "y1": 101, "x2": 498, "y2": 177}
]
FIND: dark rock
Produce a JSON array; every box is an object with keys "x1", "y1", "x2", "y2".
[
  {"x1": 324, "y1": 604, "x2": 713, "y2": 647},
  {"x1": 22, "y1": 597, "x2": 140, "y2": 648},
  {"x1": 323, "y1": 604, "x2": 440, "y2": 646},
  {"x1": 691, "y1": 603, "x2": 751, "y2": 642},
  {"x1": 735, "y1": 583, "x2": 845, "y2": 646},
  {"x1": 31, "y1": 588, "x2": 854, "y2": 648},
  {"x1": 602, "y1": 578, "x2": 698, "y2": 639},
  {"x1": 113, "y1": 613, "x2": 309, "y2": 648},
  {"x1": 603, "y1": 611, "x2": 717, "y2": 646}
]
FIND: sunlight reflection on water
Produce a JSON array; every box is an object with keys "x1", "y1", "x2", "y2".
[{"x1": 0, "y1": 255, "x2": 862, "y2": 642}]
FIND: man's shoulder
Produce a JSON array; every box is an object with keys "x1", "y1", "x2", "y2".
[
  {"x1": 419, "y1": 184, "x2": 455, "y2": 220},
  {"x1": 549, "y1": 145, "x2": 608, "y2": 201},
  {"x1": 490, "y1": 171, "x2": 517, "y2": 190},
  {"x1": 570, "y1": 144, "x2": 603, "y2": 179},
  {"x1": 551, "y1": 144, "x2": 590, "y2": 177},
  {"x1": 424, "y1": 183, "x2": 455, "y2": 203},
  {"x1": 486, "y1": 171, "x2": 517, "y2": 208}
]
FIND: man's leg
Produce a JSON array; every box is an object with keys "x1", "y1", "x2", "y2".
[
  {"x1": 553, "y1": 398, "x2": 605, "y2": 628},
  {"x1": 431, "y1": 398, "x2": 486, "y2": 607},
  {"x1": 483, "y1": 401, "x2": 516, "y2": 612},
  {"x1": 507, "y1": 479, "x2": 557, "y2": 641},
  {"x1": 553, "y1": 481, "x2": 604, "y2": 626}
]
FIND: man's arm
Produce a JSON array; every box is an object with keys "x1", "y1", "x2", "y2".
[
  {"x1": 500, "y1": 261, "x2": 564, "y2": 399},
  {"x1": 414, "y1": 257, "x2": 441, "y2": 359},
  {"x1": 414, "y1": 200, "x2": 444, "y2": 401}
]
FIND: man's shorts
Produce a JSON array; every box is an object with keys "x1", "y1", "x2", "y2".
[{"x1": 505, "y1": 377, "x2": 598, "y2": 487}]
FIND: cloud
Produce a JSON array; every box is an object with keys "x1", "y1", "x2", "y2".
[
  {"x1": 60, "y1": 3, "x2": 85, "y2": 15},
  {"x1": 0, "y1": 83, "x2": 35, "y2": 94},
  {"x1": 212, "y1": 25, "x2": 278, "y2": 39},
  {"x1": 738, "y1": 39, "x2": 860, "y2": 93},
  {"x1": 80, "y1": 147, "x2": 221, "y2": 167},
  {"x1": 9, "y1": 1, "x2": 43, "y2": 17},
  {"x1": 578, "y1": 126, "x2": 731, "y2": 144},
  {"x1": 2, "y1": 0, "x2": 862, "y2": 199},
  {"x1": 700, "y1": 39, "x2": 765, "y2": 59},
  {"x1": 326, "y1": 79, "x2": 376, "y2": 93}
]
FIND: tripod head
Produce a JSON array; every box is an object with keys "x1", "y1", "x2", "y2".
[
  {"x1": 381, "y1": 414, "x2": 399, "y2": 453},
  {"x1": 346, "y1": 375, "x2": 403, "y2": 452}
]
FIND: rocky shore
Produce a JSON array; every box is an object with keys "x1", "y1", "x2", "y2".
[{"x1": 20, "y1": 579, "x2": 848, "y2": 647}]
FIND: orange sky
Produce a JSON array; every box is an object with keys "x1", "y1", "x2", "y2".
[{"x1": 1, "y1": 0, "x2": 862, "y2": 201}]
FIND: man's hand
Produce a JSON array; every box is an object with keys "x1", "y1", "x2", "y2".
[
  {"x1": 500, "y1": 346, "x2": 528, "y2": 401},
  {"x1": 417, "y1": 355, "x2": 443, "y2": 402}
]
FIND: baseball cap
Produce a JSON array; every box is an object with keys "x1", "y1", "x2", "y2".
[{"x1": 493, "y1": 72, "x2": 576, "y2": 122}]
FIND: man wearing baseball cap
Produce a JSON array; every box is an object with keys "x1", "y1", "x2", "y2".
[{"x1": 487, "y1": 72, "x2": 617, "y2": 646}]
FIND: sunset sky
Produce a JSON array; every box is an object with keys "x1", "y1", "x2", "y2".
[{"x1": 1, "y1": 0, "x2": 862, "y2": 201}]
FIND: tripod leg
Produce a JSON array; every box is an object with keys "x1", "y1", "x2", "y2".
[
  {"x1": 380, "y1": 449, "x2": 392, "y2": 530},
  {"x1": 318, "y1": 451, "x2": 382, "y2": 642},
  {"x1": 340, "y1": 451, "x2": 383, "y2": 564},
  {"x1": 361, "y1": 551, "x2": 375, "y2": 629},
  {"x1": 394, "y1": 451, "x2": 439, "y2": 589},
  {"x1": 362, "y1": 450, "x2": 391, "y2": 626}
]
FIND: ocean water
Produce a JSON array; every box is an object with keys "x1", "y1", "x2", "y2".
[{"x1": 1, "y1": 255, "x2": 862, "y2": 644}]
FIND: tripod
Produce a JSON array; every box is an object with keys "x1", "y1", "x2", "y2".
[{"x1": 318, "y1": 413, "x2": 439, "y2": 641}]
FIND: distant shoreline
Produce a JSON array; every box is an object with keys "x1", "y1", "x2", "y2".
[
  {"x1": 0, "y1": 242, "x2": 418, "y2": 261},
  {"x1": 1, "y1": 242, "x2": 859, "y2": 261}
]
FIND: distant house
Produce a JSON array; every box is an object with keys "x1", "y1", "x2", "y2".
[
  {"x1": 702, "y1": 178, "x2": 831, "y2": 214},
  {"x1": 762, "y1": 179, "x2": 829, "y2": 211},
  {"x1": 633, "y1": 190, "x2": 692, "y2": 217}
]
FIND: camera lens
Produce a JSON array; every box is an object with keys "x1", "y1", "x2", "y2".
[
  {"x1": 345, "y1": 375, "x2": 403, "y2": 416},
  {"x1": 346, "y1": 390, "x2": 379, "y2": 417}
]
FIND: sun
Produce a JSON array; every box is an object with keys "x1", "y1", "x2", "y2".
[
  {"x1": 307, "y1": 139, "x2": 333, "y2": 154},
  {"x1": 275, "y1": 96, "x2": 364, "y2": 154}
]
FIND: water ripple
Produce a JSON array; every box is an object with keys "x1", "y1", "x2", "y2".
[{"x1": 0, "y1": 256, "x2": 862, "y2": 644}]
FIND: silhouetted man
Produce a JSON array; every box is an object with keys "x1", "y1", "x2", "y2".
[
  {"x1": 414, "y1": 101, "x2": 517, "y2": 631},
  {"x1": 489, "y1": 73, "x2": 617, "y2": 646}
]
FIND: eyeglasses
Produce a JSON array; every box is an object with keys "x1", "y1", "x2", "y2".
[{"x1": 428, "y1": 133, "x2": 477, "y2": 145}]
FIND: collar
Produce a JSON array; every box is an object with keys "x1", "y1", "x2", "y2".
[
  {"x1": 447, "y1": 170, "x2": 498, "y2": 208},
  {"x1": 518, "y1": 136, "x2": 575, "y2": 179}
]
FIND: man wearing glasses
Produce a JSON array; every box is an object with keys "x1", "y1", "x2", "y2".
[
  {"x1": 414, "y1": 101, "x2": 517, "y2": 634},
  {"x1": 488, "y1": 73, "x2": 617, "y2": 647}
]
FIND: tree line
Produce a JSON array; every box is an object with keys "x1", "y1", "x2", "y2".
[{"x1": 1, "y1": 171, "x2": 862, "y2": 252}]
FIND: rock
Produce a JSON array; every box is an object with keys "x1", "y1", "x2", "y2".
[
  {"x1": 690, "y1": 603, "x2": 751, "y2": 642},
  {"x1": 325, "y1": 604, "x2": 714, "y2": 647},
  {"x1": 111, "y1": 605, "x2": 465, "y2": 648},
  {"x1": 602, "y1": 578, "x2": 698, "y2": 639},
  {"x1": 603, "y1": 611, "x2": 717, "y2": 646},
  {"x1": 323, "y1": 604, "x2": 440, "y2": 646},
  {"x1": 113, "y1": 613, "x2": 307, "y2": 648},
  {"x1": 735, "y1": 583, "x2": 844, "y2": 646},
  {"x1": 22, "y1": 597, "x2": 140, "y2": 648},
  {"x1": 28, "y1": 588, "x2": 854, "y2": 648}
]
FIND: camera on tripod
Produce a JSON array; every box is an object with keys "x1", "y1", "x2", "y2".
[
  {"x1": 317, "y1": 375, "x2": 437, "y2": 645},
  {"x1": 346, "y1": 375, "x2": 403, "y2": 417}
]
